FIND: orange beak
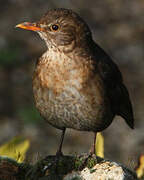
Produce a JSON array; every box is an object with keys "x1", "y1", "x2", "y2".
[{"x1": 16, "y1": 22, "x2": 43, "y2": 31}]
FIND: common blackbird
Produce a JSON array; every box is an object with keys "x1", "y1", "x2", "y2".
[{"x1": 16, "y1": 8, "x2": 134, "y2": 155}]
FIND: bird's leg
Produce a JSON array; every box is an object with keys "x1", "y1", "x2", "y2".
[
  {"x1": 56, "y1": 128, "x2": 66, "y2": 157},
  {"x1": 78, "y1": 133, "x2": 97, "y2": 170},
  {"x1": 43, "y1": 128, "x2": 66, "y2": 172},
  {"x1": 90, "y1": 132, "x2": 97, "y2": 155}
]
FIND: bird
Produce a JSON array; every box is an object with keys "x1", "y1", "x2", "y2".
[{"x1": 16, "y1": 8, "x2": 134, "y2": 156}]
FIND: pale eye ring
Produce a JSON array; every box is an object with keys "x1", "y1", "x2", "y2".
[{"x1": 50, "y1": 24, "x2": 59, "y2": 31}]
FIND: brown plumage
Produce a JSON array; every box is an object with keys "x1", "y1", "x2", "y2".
[{"x1": 16, "y1": 8, "x2": 134, "y2": 155}]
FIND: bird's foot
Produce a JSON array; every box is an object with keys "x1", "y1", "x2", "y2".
[
  {"x1": 56, "y1": 150, "x2": 63, "y2": 159},
  {"x1": 43, "y1": 151, "x2": 63, "y2": 173},
  {"x1": 77, "y1": 153, "x2": 97, "y2": 170}
]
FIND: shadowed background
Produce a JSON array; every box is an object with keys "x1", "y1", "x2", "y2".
[{"x1": 0, "y1": 0, "x2": 143, "y2": 170}]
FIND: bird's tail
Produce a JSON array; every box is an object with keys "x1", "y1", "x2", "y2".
[{"x1": 113, "y1": 84, "x2": 134, "y2": 129}]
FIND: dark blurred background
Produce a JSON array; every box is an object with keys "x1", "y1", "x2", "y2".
[{"x1": 0, "y1": 0, "x2": 144, "y2": 170}]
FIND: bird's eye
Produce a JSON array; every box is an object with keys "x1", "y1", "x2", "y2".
[{"x1": 50, "y1": 24, "x2": 59, "y2": 31}]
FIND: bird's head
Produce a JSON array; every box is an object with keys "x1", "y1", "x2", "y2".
[{"x1": 16, "y1": 8, "x2": 92, "y2": 52}]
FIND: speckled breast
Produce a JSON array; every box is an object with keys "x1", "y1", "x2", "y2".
[{"x1": 32, "y1": 51, "x2": 114, "y2": 132}]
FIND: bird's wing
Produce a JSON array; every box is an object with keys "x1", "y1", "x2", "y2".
[{"x1": 93, "y1": 43, "x2": 134, "y2": 129}]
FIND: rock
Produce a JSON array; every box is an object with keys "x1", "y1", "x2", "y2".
[
  {"x1": 64, "y1": 159, "x2": 137, "y2": 180},
  {"x1": 0, "y1": 154, "x2": 138, "y2": 179},
  {"x1": 26, "y1": 154, "x2": 137, "y2": 180}
]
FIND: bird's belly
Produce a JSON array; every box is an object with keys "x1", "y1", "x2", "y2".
[{"x1": 33, "y1": 84, "x2": 113, "y2": 132}]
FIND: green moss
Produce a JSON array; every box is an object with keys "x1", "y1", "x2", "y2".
[
  {"x1": 89, "y1": 168, "x2": 96, "y2": 173},
  {"x1": 74, "y1": 156, "x2": 85, "y2": 170},
  {"x1": 87, "y1": 156, "x2": 97, "y2": 169}
]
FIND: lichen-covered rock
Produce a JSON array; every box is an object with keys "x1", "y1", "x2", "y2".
[
  {"x1": 64, "y1": 160, "x2": 137, "y2": 180},
  {"x1": 26, "y1": 154, "x2": 137, "y2": 180},
  {"x1": 0, "y1": 155, "x2": 137, "y2": 180}
]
